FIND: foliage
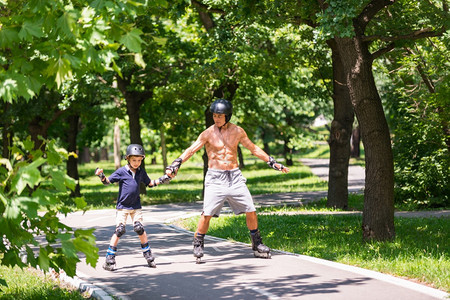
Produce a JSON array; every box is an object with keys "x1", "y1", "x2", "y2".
[
  {"x1": 0, "y1": 0, "x2": 169, "y2": 102},
  {"x1": 0, "y1": 137, "x2": 98, "y2": 278},
  {"x1": 392, "y1": 96, "x2": 449, "y2": 207},
  {"x1": 377, "y1": 35, "x2": 450, "y2": 208}
]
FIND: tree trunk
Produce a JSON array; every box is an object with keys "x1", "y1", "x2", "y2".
[
  {"x1": 283, "y1": 138, "x2": 293, "y2": 166},
  {"x1": 237, "y1": 146, "x2": 244, "y2": 168},
  {"x1": 1, "y1": 102, "x2": 12, "y2": 159},
  {"x1": 202, "y1": 106, "x2": 215, "y2": 198},
  {"x1": 335, "y1": 36, "x2": 395, "y2": 241},
  {"x1": 114, "y1": 121, "x2": 121, "y2": 170},
  {"x1": 326, "y1": 40, "x2": 354, "y2": 209},
  {"x1": 160, "y1": 125, "x2": 168, "y2": 170},
  {"x1": 350, "y1": 126, "x2": 361, "y2": 158},
  {"x1": 66, "y1": 114, "x2": 81, "y2": 197}
]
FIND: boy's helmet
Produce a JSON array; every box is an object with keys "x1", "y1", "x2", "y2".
[
  {"x1": 210, "y1": 99, "x2": 232, "y2": 123},
  {"x1": 125, "y1": 144, "x2": 145, "y2": 158}
]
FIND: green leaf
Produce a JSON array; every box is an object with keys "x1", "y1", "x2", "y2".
[
  {"x1": 134, "y1": 52, "x2": 146, "y2": 68},
  {"x1": 74, "y1": 197, "x2": 87, "y2": 210},
  {"x1": 49, "y1": 169, "x2": 67, "y2": 192},
  {"x1": 38, "y1": 247, "x2": 50, "y2": 272},
  {"x1": 0, "y1": 28, "x2": 19, "y2": 49},
  {"x1": 119, "y1": 28, "x2": 144, "y2": 53},
  {"x1": 18, "y1": 20, "x2": 44, "y2": 41},
  {"x1": 73, "y1": 228, "x2": 98, "y2": 267},
  {"x1": 58, "y1": 233, "x2": 78, "y2": 259},
  {"x1": 12, "y1": 157, "x2": 45, "y2": 195}
]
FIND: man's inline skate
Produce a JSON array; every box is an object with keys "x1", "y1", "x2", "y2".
[
  {"x1": 103, "y1": 254, "x2": 116, "y2": 271},
  {"x1": 193, "y1": 235, "x2": 204, "y2": 264},
  {"x1": 250, "y1": 230, "x2": 271, "y2": 259},
  {"x1": 143, "y1": 250, "x2": 156, "y2": 268}
]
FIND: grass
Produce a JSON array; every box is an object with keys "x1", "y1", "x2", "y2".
[
  {"x1": 174, "y1": 205, "x2": 449, "y2": 292},
  {"x1": 0, "y1": 266, "x2": 89, "y2": 299}
]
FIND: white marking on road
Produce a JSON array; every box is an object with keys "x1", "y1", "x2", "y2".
[{"x1": 244, "y1": 284, "x2": 280, "y2": 299}]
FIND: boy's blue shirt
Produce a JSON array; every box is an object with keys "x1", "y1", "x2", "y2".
[{"x1": 108, "y1": 165, "x2": 151, "y2": 209}]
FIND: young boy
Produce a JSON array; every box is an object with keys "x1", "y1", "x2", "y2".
[{"x1": 95, "y1": 144, "x2": 170, "y2": 270}]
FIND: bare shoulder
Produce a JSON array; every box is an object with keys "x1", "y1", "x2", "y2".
[
  {"x1": 230, "y1": 123, "x2": 247, "y2": 139},
  {"x1": 199, "y1": 125, "x2": 215, "y2": 141}
]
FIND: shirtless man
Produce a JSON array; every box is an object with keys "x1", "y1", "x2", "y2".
[{"x1": 166, "y1": 99, "x2": 289, "y2": 263}]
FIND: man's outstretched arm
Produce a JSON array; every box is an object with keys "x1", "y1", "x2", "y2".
[
  {"x1": 166, "y1": 132, "x2": 207, "y2": 178},
  {"x1": 240, "y1": 130, "x2": 289, "y2": 173}
]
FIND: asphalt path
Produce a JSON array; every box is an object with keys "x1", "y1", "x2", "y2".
[{"x1": 59, "y1": 160, "x2": 448, "y2": 300}]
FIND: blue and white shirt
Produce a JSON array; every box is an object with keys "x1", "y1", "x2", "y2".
[{"x1": 108, "y1": 165, "x2": 151, "y2": 210}]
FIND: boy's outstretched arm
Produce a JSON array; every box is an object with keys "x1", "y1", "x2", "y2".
[{"x1": 95, "y1": 168, "x2": 111, "y2": 184}]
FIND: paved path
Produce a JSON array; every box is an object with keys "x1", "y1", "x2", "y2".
[{"x1": 59, "y1": 159, "x2": 448, "y2": 300}]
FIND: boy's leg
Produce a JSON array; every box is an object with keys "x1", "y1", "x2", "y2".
[{"x1": 132, "y1": 209, "x2": 156, "y2": 267}]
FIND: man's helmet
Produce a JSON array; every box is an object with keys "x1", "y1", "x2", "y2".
[
  {"x1": 210, "y1": 99, "x2": 232, "y2": 123},
  {"x1": 125, "y1": 144, "x2": 145, "y2": 158}
]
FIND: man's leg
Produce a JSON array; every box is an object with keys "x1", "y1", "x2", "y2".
[
  {"x1": 246, "y1": 212, "x2": 271, "y2": 258},
  {"x1": 195, "y1": 214, "x2": 212, "y2": 236},
  {"x1": 245, "y1": 211, "x2": 258, "y2": 230},
  {"x1": 193, "y1": 214, "x2": 212, "y2": 263}
]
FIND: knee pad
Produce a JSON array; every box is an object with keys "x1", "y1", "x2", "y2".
[
  {"x1": 115, "y1": 223, "x2": 126, "y2": 237},
  {"x1": 133, "y1": 221, "x2": 145, "y2": 236}
]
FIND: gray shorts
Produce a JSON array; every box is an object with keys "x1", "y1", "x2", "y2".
[{"x1": 203, "y1": 168, "x2": 255, "y2": 217}]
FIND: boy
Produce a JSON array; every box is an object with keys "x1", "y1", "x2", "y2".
[{"x1": 95, "y1": 144, "x2": 170, "y2": 270}]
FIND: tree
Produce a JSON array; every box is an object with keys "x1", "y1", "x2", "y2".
[{"x1": 0, "y1": 138, "x2": 97, "y2": 278}]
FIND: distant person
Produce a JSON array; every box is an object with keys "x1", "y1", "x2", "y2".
[
  {"x1": 95, "y1": 144, "x2": 170, "y2": 270},
  {"x1": 166, "y1": 99, "x2": 289, "y2": 263}
]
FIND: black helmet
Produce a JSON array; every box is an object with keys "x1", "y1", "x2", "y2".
[
  {"x1": 125, "y1": 144, "x2": 145, "y2": 158},
  {"x1": 210, "y1": 99, "x2": 232, "y2": 123}
]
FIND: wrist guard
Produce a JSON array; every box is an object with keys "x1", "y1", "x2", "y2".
[
  {"x1": 95, "y1": 168, "x2": 108, "y2": 184},
  {"x1": 267, "y1": 156, "x2": 285, "y2": 171},
  {"x1": 166, "y1": 158, "x2": 182, "y2": 176},
  {"x1": 158, "y1": 174, "x2": 171, "y2": 184}
]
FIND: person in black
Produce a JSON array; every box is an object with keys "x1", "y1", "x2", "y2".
[{"x1": 95, "y1": 144, "x2": 170, "y2": 270}]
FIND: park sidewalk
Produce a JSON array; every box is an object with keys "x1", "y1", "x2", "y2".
[{"x1": 59, "y1": 158, "x2": 448, "y2": 300}]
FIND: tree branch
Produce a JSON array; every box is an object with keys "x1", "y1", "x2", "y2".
[
  {"x1": 371, "y1": 42, "x2": 395, "y2": 60},
  {"x1": 363, "y1": 27, "x2": 445, "y2": 42},
  {"x1": 355, "y1": 0, "x2": 396, "y2": 33}
]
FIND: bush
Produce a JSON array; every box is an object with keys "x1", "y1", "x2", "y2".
[{"x1": 392, "y1": 96, "x2": 449, "y2": 208}]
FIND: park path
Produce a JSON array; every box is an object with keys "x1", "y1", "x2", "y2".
[{"x1": 59, "y1": 159, "x2": 448, "y2": 300}]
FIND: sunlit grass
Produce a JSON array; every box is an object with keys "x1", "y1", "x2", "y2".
[{"x1": 0, "y1": 266, "x2": 88, "y2": 299}]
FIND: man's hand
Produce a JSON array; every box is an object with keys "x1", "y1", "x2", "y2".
[
  {"x1": 267, "y1": 156, "x2": 289, "y2": 173},
  {"x1": 166, "y1": 158, "x2": 182, "y2": 178}
]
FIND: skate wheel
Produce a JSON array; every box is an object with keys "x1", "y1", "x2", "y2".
[
  {"x1": 148, "y1": 261, "x2": 156, "y2": 268},
  {"x1": 103, "y1": 263, "x2": 116, "y2": 271},
  {"x1": 196, "y1": 257, "x2": 202, "y2": 264}
]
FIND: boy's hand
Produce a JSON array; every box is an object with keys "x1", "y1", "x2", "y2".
[
  {"x1": 158, "y1": 174, "x2": 171, "y2": 184},
  {"x1": 95, "y1": 168, "x2": 106, "y2": 181}
]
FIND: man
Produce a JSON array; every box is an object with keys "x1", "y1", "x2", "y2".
[{"x1": 166, "y1": 99, "x2": 289, "y2": 263}]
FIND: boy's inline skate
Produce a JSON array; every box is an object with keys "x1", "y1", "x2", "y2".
[
  {"x1": 103, "y1": 254, "x2": 116, "y2": 271},
  {"x1": 251, "y1": 230, "x2": 271, "y2": 259},
  {"x1": 143, "y1": 250, "x2": 156, "y2": 268},
  {"x1": 193, "y1": 235, "x2": 204, "y2": 264}
]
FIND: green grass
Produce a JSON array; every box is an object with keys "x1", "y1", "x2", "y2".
[
  {"x1": 0, "y1": 266, "x2": 89, "y2": 299},
  {"x1": 174, "y1": 209, "x2": 449, "y2": 292}
]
